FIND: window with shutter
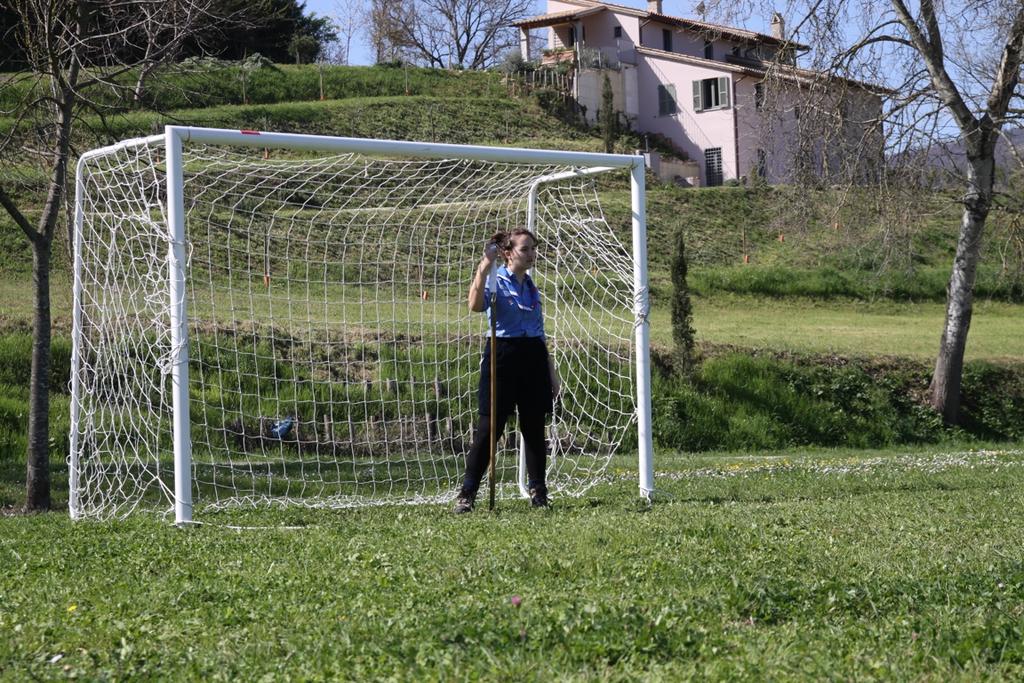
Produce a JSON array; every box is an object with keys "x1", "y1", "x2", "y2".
[
  {"x1": 663, "y1": 29, "x2": 673, "y2": 51},
  {"x1": 693, "y1": 77, "x2": 732, "y2": 112}
]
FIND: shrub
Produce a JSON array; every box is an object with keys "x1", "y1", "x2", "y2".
[
  {"x1": 670, "y1": 227, "x2": 696, "y2": 373},
  {"x1": 600, "y1": 72, "x2": 617, "y2": 153},
  {"x1": 960, "y1": 362, "x2": 1024, "y2": 440},
  {"x1": 649, "y1": 352, "x2": 999, "y2": 452}
]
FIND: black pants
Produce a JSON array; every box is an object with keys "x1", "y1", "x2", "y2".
[
  {"x1": 461, "y1": 412, "x2": 548, "y2": 494},
  {"x1": 463, "y1": 337, "x2": 552, "y2": 493}
]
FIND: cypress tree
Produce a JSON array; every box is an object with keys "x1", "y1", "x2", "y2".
[
  {"x1": 671, "y1": 226, "x2": 696, "y2": 374},
  {"x1": 600, "y1": 73, "x2": 617, "y2": 153}
]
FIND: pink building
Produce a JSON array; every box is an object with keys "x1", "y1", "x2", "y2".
[{"x1": 514, "y1": 0, "x2": 886, "y2": 187}]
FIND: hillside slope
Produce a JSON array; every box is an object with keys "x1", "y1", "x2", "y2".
[{"x1": 1, "y1": 63, "x2": 1022, "y2": 303}]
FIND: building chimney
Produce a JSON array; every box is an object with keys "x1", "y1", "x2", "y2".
[
  {"x1": 648, "y1": 0, "x2": 662, "y2": 14},
  {"x1": 770, "y1": 12, "x2": 785, "y2": 40}
]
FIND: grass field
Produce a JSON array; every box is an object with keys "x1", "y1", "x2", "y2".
[
  {"x1": 3, "y1": 274, "x2": 1023, "y2": 362},
  {"x1": 688, "y1": 296, "x2": 1024, "y2": 362},
  {"x1": 3, "y1": 446, "x2": 1024, "y2": 680},
  {"x1": 4, "y1": 58, "x2": 1024, "y2": 679}
]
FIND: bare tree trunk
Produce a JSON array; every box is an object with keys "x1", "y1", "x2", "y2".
[
  {"x1": 26, "y1": 235, "x2": 52, "y2": 511},
  {"x1": 24, "y1": 84, "x2": 77, "y2": 511},
  {"x1": 133, "y1": 62, "x2": 156, "y2": 106},
  {"x1": 5, "y1": 0, "x2": 222, "y2": 513},
  {"x1": 929, "y1": 155, "x2": 994, "y2": 424}
]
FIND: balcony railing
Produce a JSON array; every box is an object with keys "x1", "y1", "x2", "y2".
[
  {"x1": 540, "y1": 46, "x2": 623, "y2": 70},
  {"x1": 540, "y1": 48, "x2": 575, "y2": 66}
]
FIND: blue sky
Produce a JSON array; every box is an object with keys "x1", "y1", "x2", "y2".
[{"x1": 302, "y1": 0, "x2": 778, "y2": 66}]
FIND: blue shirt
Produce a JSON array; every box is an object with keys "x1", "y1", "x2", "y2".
[{"x1": 483, "y1": 265, "x2": 546, "y2": 338}]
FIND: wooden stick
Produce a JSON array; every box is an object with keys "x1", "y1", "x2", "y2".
[{"x1": 488, "y1": 259, "x2": 498, "y2": 511}]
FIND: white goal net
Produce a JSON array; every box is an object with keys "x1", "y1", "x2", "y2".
[{"x1": 70, "y1": 127, "x2": 653, "y2": 521}]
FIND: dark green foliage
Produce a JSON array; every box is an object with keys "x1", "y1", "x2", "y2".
[
  {"x1": 670, "y1": 227, "x2": 695, "y2": 373},
  {"x1": 652, "y1": 352, "x2": 1024, "y2": 452},
  {"x1": 599, "y1": 72, "x2": 616, "y2": 154},
  {"x1": 0, "y1": 0, "x2": 335, "y2": 68},
  {"x1": 532, "y1": 88, "x2": 587, "y2": 129},
  {"x1": 288, "y1": 35, "x2": 322, "y2": 65},
  {"x1": 692, "y1": 264, "x2": 1024, "y2": 302},
  {"x1": 189, "y1": 0, "x2": 335, "y2": 65},
  {"x1": 0, "y1": 3, "x2": 23, "y2": 70},
  {"x1": 960, "y1": 362, "x2": 1024, "y2": 440}
]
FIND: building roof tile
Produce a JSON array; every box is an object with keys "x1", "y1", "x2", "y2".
[{"x1": 513, "y1": 0, "x2": 810, "y2": 51}]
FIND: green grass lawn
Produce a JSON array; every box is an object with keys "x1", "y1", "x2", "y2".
[
  {"x1": 3, "y1": 446, "x2": 1024, "y2": 679},
  {"x1": 3, "y1": 274, "x2": 1023, "y2": 362},
  {"x1": 683, "y1": 296, "x2": 1024, "y2": 361}
]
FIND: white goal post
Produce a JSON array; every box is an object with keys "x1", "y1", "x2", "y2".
[{"x1": 70, "y1": 126, "x2": 654, "y2": 523}]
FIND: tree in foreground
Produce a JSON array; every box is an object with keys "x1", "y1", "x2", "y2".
[{"x1": 0, "y1": 0, "x2": 217, "y2": 511}]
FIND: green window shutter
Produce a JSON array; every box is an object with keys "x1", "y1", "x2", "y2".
[
  {"x1": 718, "y1": 76, "x2": 730, "y2": 109},
  {"x1": 666, "y1": 84, "x2": 677, "y2": 114},
  {"x1": 692, "y1": 81, "x2": 702, "y2": 112}
]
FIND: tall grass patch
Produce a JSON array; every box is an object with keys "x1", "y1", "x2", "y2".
[
  {"x1": 1, "y1": 97, "x2": 597, "y2": 153},
  {"x1": 0, "y1": 64, "x2": 508, "y2": 113}
]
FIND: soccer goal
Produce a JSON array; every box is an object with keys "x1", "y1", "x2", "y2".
[{"x1": 69, "y1": 126, "x2": 653, "y2": 523}]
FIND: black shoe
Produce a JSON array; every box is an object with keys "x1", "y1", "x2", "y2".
[
  {"x1": 529, "y1": 485, "x2": 550, "y2": 509},
  {"x1": 453, "y1": 489, "x2": 476, "y2": 514}
]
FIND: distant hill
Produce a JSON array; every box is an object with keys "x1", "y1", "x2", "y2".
[{"x1": 898, "y1": 127, "x2": 1024, "y2": 187}]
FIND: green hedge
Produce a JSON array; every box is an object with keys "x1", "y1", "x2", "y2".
[
  {"x1": 1, "y1": 332, "x2": 1021, "y2": 462},
  {"x1": 652, "y1": 352, "x2": 1023, "y2": 452},
  {"x1": 691, "y1": 265, "x2": 1024, "y2": 302}
]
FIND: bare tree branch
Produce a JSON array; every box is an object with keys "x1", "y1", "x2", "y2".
[
  {"x1": 889, "y1": 0, "x2": 977, "y2": 131},
  {"x1": 0, "y1": 183, "x2": 39, "y2": 242},
  {"x1": 985, "y1": 7, "x2": 1024, "y2": 121},
  {"x1": 390, "y1": 0, "x2": 532, "y2": 70}
]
